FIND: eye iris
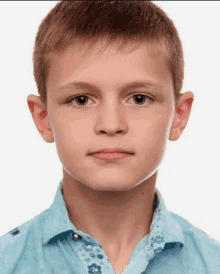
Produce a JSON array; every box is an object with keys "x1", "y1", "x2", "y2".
[
  {"x1": 77, "y1": 96, "x2": 87, "y2": 105},
  {"x1": 134, "y1": 95, "x2": 145, "y2": 104}
]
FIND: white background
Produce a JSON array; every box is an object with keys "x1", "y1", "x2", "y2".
[{"x1": 0, "y1": 1, "x2": 219, "y2": 241}]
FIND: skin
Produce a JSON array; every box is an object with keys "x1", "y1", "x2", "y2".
[{"x1": 27, "y1": 40, "x2": 194, "y2": 273}]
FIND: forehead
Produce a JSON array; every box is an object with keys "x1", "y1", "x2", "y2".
[{"x1": 46, "y1": 38, "x2": 172, "y2": 93}]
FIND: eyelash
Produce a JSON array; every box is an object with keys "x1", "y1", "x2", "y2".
[{"x1": 66, "y1": 93, "x2": 154, "y2": 109}]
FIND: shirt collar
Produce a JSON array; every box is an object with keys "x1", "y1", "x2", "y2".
[
  {"x1": 43, "y1": 179, "x2": 185, "y2": 248},
  {"x1": 43, "y1": 179, "x2": 75, "y2": 246},
  {"x1": 153, "y1": 188, "x2": 185, "y2": 247}
]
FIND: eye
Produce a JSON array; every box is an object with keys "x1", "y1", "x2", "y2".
[
  {"x1": 66, "y1": 94, "x2": 154, "y2": 108},
  {"x1": 128, "y1": 94, "x2": 154, "y2": 108},
  {"x1": 67, "y1": 95, "x2": 93, "y2": 108}
]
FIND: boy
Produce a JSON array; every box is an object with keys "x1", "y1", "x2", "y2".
[{"x1": 1, "y1": 1, "x2": 219, "y2": 273}]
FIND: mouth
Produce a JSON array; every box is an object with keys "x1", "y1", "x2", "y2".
[
  {"x1": 89, "y1": 148, "x2": 134, "y2": 155},
  {"x1": 90, "y1": 152, "x2": 133, "y2": 161}
]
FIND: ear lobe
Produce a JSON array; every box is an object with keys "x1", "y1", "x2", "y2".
[{"x1": 169, "y1": 122, "x2": 181, "y2": 141}]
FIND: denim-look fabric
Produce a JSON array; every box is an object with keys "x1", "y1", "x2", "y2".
[{"x1": 1, "y1": 179, "x2": 220, "y2": 274}]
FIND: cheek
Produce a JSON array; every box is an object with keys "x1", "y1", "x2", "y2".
[
  {"x1": 138, "y1": 116, "x2": 170, "y2": 159},
  {"x1": 52, "y1": 117, "x2": 92, "y2": 158},
  {"x1": 136, "y1": 113, "x2": 169, "y2": 139}
]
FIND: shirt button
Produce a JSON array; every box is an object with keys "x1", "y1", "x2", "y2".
[{"x1": 72, "y1": 233, "x2": 82, "y2": 240}]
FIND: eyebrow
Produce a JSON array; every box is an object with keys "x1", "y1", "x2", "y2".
[{"x1": 57, "y1": 80, "x2": 159, "y2": 92}]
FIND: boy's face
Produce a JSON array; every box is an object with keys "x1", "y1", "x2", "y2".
[{"x1": 33, "y1": 41, "x2": 189, "y2": 191}]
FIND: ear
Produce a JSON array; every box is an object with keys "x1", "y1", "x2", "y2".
[
  {"x1": 27, "y1": 94, "x2": 54, "y2": 143},
  {"x1": 169, "y1": 91, "x2": 194, "y2": 141}
]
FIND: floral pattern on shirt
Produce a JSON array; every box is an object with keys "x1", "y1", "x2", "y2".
[{"x1": 88, "y1": 263, "x2": 102, "y2": 274}]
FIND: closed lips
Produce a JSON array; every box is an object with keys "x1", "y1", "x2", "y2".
[{"x1": 89, "y1": 148, "x2": 134, "y2": 155}]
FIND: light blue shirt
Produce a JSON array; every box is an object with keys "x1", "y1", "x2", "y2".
[{"x1": 1, "y1": 179, "x2": 220, "y2": 274}]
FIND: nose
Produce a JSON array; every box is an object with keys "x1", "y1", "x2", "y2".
[{"x1": 94, "y1": 102, "x2": 128, "y2": 136}]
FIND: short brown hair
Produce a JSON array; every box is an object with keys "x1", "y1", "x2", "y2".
[{"x1": 33, "y1": 0, "x2": 184, "y2": 108}]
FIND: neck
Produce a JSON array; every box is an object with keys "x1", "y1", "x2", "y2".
[{"x1": 62, "y1": 171, "x2": 158, "y2": 257}]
